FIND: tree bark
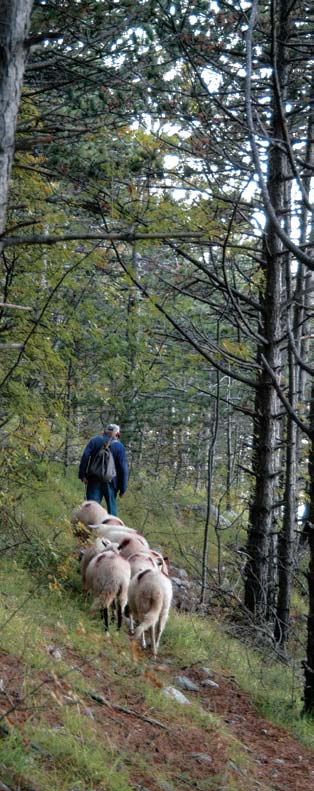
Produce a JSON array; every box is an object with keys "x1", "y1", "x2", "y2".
[
  {"x1": 245, "y1": 0, "x2": 288, "y2": 621},
  {"x1": 303, "y1": 384, "x2": 314, "y2": 716},
  {"x1": 0, "y1": 0, "x2": 33, "y2": 242},
  {"x1": 200, "y1": 371, "x2": 219, "y2": 604},
  {"x1": 226, "y1": 375, "x2": 232, "y2": 510},
  {"x1": 275, "y1": 358, "x2": 297, "y2": 644},
  {"x1": 64, "y1": 359, "x2": 73, "y2": 475}
]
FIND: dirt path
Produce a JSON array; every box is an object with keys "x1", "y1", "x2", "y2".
[{"x1": 0, "y1": 646, "x2": 313, "y2": 791}]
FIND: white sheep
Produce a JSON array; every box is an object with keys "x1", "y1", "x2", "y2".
[
  {"x1": 127, "y1": 550, "x2": 168, "y2": 577},
  {"x1": 91, "y1": 526, "x2": 146, "y2": 549},
  {"x1": 148, "y1": 550, "x2": 169, "y2": 575},
  {"x1": 128, "y1": 551, "x2": 159, "y2": 577},
  {"x1": 100, "y1": 514, "x2": 125, "y2": 526},
  {"x1": 118, "y1": 534, "x2": 150, "y2": 558},
  {"x1": 72, "y1": 500, "x2": 126, "y2": 528},
  {"x1": 83, "y1": 546, "x2": 131, "y2": 630},
  {"x1": 127, "y1": 568, "x2": 173, "y2": 656},
  {"x1": 89, "y1": 524, "x2": 136, "y2": 539},
  {"x1": 80, "y1": 537, "x2": 117, "y2": 588}
]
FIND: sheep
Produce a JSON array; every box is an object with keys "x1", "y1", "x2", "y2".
[
  {"x1": 88, "y1": 525, "x2": 149, "y2": 550},
  {"x1": 80, "y1": 537, "x2": 118, "y2": 588},
  {"x1": 127, "y1": 568, "x2": 172, "y2": 657},
  {"x1": 149, "y1": 550, "x2": 169, "y2": 575},
  {"x1": 118, "y1": 534, "x2": 150, "y2": 559},
  {"x1": 83, "y1": 546, "x2": 131, "y2": 630},
  {"x1": 72, "y1": 500, "x2": 109, "y2": 527},
  {"x1": 128, "y1": 550, "x2": 168, "y2": 577},
  {"x1": 90, "y1": 526, "x2": 147, "y2": 551},
  {"x1": 100, "y1": 514, "x2": 125, "y2": 526},
  {"x1": 72, "y1": 500, "x2": 126, "y2": 527},
  {"x1": 89, "y1": 523, "x2": 136, "y2": 539},
  {"x1": 128, "y1": 551, "x2": 159, "y2": 577}
]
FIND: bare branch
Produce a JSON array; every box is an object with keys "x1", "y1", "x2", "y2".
[
  {"x1": 245, "y1": 0, "x2": 314, "y2": 271},
  {"x1": 0, "y1": 302, "x2": 32, "y2": 311},
  {"x1": 260, "y1": 353, "x2": 311, "y2": 437},
  {"x1": 2, "y1": 231, "x2": 208, "y2": 249}
]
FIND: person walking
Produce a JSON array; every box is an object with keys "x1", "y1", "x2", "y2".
[{"x1": 79, "y1": 423, "x2": 127, "y2": 515}]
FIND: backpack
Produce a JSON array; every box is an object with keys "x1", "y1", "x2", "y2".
[{"x1": 86, "y1": 438, "x2": 117, "y2": 483}]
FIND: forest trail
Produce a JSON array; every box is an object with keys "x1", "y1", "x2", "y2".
[{"x1": 0, "y1": 637, "x2": 313, "y2": 791}]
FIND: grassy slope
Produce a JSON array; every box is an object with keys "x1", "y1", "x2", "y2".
[{"x1": 0, "y1": 467, "x2": 313, "y2": 791}]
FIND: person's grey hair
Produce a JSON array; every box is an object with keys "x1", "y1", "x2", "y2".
[{"x1": 107, "y1": 423, "x2": 120, "y2": 433}]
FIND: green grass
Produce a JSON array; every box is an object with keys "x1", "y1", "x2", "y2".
[
  {"x1": 0, "y1": 466, "x2": 313, "y2": 791},
  {"x1": 164, "y1": 611, "x2": 314, "y2": 748},
  {"x1": 0, "y1": 554, "x2": 313, "y2": 791},
  {"x1": 1, "y1": 715, "x2": 133, "y2": 791}
]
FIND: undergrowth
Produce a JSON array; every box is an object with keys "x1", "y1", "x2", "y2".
[{"x1": 0, "y1": 464, "x2": 313, "y2": 790}]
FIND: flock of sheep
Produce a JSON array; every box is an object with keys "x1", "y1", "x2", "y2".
[{"x1": 72, "y1": 500, "x2": 172, "y2": 657}]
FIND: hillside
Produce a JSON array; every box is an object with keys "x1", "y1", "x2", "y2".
[
  {"x1": 1, "y1": 2, "x2": 314, "y2": 785},
  {"x1": 0, "y1": 611, "x2": 313, "y2": 791},
  {"x1": 0, "y1": 477, "x2": 313, "y2": 791}
]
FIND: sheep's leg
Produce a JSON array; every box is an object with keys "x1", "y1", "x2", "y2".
[
  {"x1": 102, "y1": 607, "x2": 109, "y2": 631},
  {"x1": 129, "y1": 614, "x2": 135, "y2": 634},
  {"x1": 155, "y1": 609, "x2": 169, "y2": 652},
  {"x1": 150, "y1": 624, "x2": 157, "y2": 657},
  {"x1": 117, "y1": 602, "x2": 122, "y2": 630},
  {"x1": 141, "y1": 631, "x2": 147, "y2": 649}
]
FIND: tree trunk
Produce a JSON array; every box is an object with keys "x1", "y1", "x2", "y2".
[
  {"x1": 226, "y1": 375, "x2": 232, "y2": 510},
  {"x1": 303, "y1": 384, "x2": 314, "y2": 716},
  {"x1": 295, "y1": 76, "x2": 313, "y2": 547},
  {"x1": 274, "y1": 176, "x2": 298, "y2": 645},
  {"x1": 245, "y1": 1, "x2": 288, "y2": 621},
  {"x1": 275, "y1": 370, "x2": 297, "y2": 644},
  {"x1": 0, "y1": 0, "x2": 33, "y2": 241},
  {"x1": 64, "y1": 359, "x2": 73, "y2": 476},
  {"x1": 200, "y1": 372, "x2": 219, "y2": 604}
]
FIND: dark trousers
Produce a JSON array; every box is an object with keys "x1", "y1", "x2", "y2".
[{"x1": 86, "y1": 478, "x2": 117, "y2": 515}]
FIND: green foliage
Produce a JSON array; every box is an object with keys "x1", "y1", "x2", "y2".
[
  {"x1": 0, "y1": 451, "x2": 312, "y2": 791},
  {"x1": 1, "y1": 0, "x2": 313, "y2": 760}
]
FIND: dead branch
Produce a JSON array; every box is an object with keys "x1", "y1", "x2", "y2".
[{"x1": 86, "y1": 690, "x2": 170, "y2": 730}]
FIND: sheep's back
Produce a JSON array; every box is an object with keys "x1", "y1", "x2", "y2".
[
  {"x1": 128, "y1": 569, "x2": 171, "y2": 620},
  {"x1": 93, "y1": 526, "x2": 137, "y2": 543},
  {"x1": 73, "y1": 500, "x2": 108, "y2": 526},
  {"x1": 128, "y1": 552, "x2": 158, "y2": 577},
  {"x1": 118, "y1": 535, "x2": 150, "y2": 558},
  {"x1": 86, "y1": 552, "x2": 131, "y2": 598}
]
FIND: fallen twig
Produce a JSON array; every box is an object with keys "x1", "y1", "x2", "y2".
[{"x1": 86, "y1": 690, "x2": 170, "y2": 731}]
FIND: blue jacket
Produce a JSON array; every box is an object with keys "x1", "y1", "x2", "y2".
[{"x1": 79, "y1": 433, "x2": 128, "y2": 495}]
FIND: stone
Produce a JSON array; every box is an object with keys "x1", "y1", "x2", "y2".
[
  {"x1": 84, "y1": 707, "x2": 95, "y2": 720},
  {"x1": 47, "y1": 645, "x2": 62, "y2": 660},
  {"x1": 175, "y1": 675, "x2": 200, "y2": 692},
  {"x1": 189, "y1": 752, "x2": 213, "y2": 764},
  {"x1": 171, "y1": 577, "x2": 184, "y2": 587},
  {"x1": 176, "y1": 568, "x2": 189, "y2": 579},
  {"x1": 201, "y1": 679, "x2": 219, "y2": 688},
  {"x1": 163, "y1": 687, "x2": 190, "y2": 705}
]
